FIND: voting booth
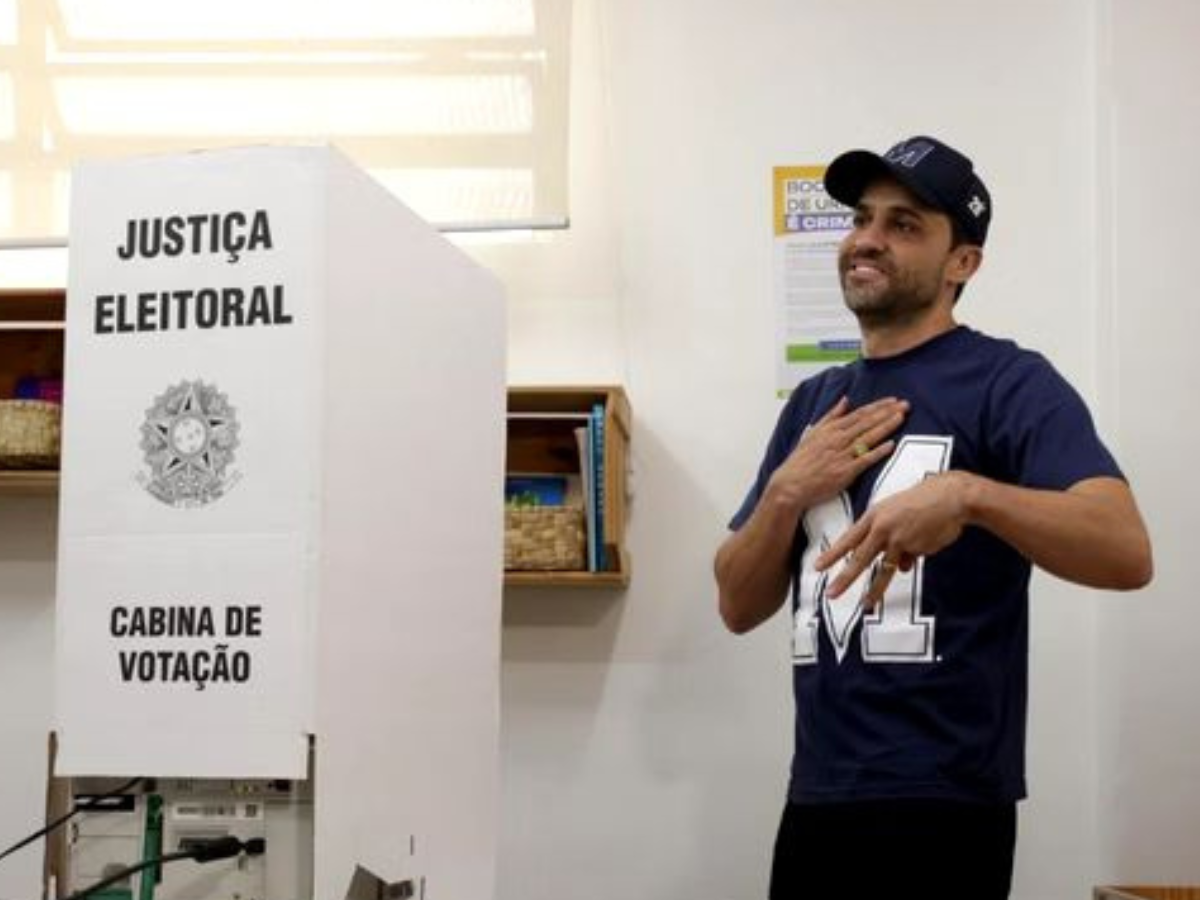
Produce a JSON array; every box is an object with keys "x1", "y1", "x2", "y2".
[{"x1": 52, "y1": 146, "x2": 506, "y2": 900}]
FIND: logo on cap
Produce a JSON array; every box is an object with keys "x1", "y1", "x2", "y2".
[
  {"x1": 884, "y1": 140, "x2": 936, "y2": 169},
  {"x1": 968, "y1": 195, "x2": 987, "y2": 218}
]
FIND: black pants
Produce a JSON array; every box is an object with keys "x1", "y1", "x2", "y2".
[{"x1": 768, "y1": 798, "x2": 1017, "y2": 900}]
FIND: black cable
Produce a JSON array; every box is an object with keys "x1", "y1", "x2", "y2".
[
  {"x1": 61, "y1": 849, "x2": 192, "y2": 900},
  {"x1": 63, "y1": 836, "x2": 264, "y2": 900},
  {"x1": 0, "y1": 777, "x2": 143, "y2": 866}
]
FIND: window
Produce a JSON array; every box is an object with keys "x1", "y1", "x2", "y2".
[{"x1": 0, "y1": 0, "x2": 570, "y2": 239}]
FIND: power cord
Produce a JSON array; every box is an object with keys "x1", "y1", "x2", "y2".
[
  {"x1": 62, "y1": 836, "x2": 266, "y2": 900},
  {"x1": 0, "y1": 777, "x2": 143, "y2": 867}
]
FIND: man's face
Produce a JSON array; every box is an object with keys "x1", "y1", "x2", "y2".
[{"x1": 837, "y1": 177, "x2": 961, "y2": 325}]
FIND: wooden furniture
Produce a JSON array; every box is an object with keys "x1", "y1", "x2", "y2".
[
  {"x1": 0, "y1": 288, "x2": 64, "y2": 492},
  {"x1": 505, "y1": 385, "x2": 631, "y2": 588}
]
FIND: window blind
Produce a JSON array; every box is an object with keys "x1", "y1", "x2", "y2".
[{"x1": 0, "y1": 0, "x2": 570, "y2": 239}]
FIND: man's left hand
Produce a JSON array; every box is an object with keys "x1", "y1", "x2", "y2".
[{"x1": 815, "y1": 471, "x2": 971, "y2": 610}]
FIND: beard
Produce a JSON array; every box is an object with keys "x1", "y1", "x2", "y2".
[{"x1": 838, "y1": 250, "x2": 944, "y2": 327}]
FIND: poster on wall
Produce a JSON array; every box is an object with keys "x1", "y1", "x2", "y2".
[
  {"x1": 55, "y1": 149, "x2": 324, "y2": 777},
  {"x1": 772, "y1": 165, "x2": 859, "y2": 396}
]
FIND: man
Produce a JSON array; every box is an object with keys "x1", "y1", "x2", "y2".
[{"x1": 714, "y1": 136, "x2": 1152, "y2": 899}]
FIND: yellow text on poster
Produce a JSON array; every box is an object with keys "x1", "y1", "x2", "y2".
[{"x1": 773, "y1": 166, "x2": 853, "y2": 237}]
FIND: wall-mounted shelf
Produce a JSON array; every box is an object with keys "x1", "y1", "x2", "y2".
[
  {"x1": 0, "y1": 469, "x2": 58, "y2": 493},
  {"x1": 503, "y1": 569, "x2": 629, "y2": 589},
  {"x1": 505, "y1": 386, "x2": 631, "y2": 588},
  {"x1": 0, "y1": 289, "x2": 64, "y2": 492}
]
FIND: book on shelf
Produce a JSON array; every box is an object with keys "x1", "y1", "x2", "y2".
[
  {"x1": 505, "y1": 473, "x2": 569, "y2": 507},
  {"x1": 574, "y1": 423, "x2": 596, "y2": 572},
  {"x1": 591, "y1": 403, "x2": 606, "y2": 571}
]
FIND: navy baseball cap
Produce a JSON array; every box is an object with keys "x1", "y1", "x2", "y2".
[{"x1": 825, "y1": 136, "x2": 992, "y2": 246}]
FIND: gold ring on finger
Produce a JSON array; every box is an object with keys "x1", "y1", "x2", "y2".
[{"x1": 852, "y1": 440, "x2": 870, "y2": 458}]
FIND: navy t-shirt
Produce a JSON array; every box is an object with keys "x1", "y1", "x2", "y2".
[{"x1": 730, "y1": 326, "x2": 1122, "y2": 805}]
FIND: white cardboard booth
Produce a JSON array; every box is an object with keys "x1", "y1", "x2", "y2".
[{"x1": 53, "y1": 145, "x2": 506, "y2": 900}]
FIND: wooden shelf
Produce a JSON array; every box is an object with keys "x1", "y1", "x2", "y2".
[
  {"x1": 504, "y1": 570, "x2": 629, "y2": 589},
  {"x1": 0, "y1": 469, "x2": 59, "y2": 494},
  {"x1": 503, "y1": 385, "x2": 631, "y2": 589},
  {"x1": 0, "y1": 288, "x2": 66, "y2": 322},
  {"x1": 1, "y1": 291, "x2": 65, "y2": 491},
  {"x1": 0, "y1": 289, "x2": 65, "y2": 401}
]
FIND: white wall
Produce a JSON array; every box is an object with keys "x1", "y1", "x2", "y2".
[
  {"x1": 1096, "y1": 0, "x2": 1200, "y2": 885},
  {"x1": 495, "y1": 1, "x2": 1115, "y2": 899},
  {"x1": 0, "y1": 496, "x2": 57, "y2": 896}
]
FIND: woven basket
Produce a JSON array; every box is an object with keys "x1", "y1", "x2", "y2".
[
  {"x1": 0, "y1": 400, "x2": 62, "y2": 468},
  {"x1": 505, "y1": 505, "x2": 586, "y2": 571}
]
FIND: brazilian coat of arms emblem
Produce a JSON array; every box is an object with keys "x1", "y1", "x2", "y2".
[{"x1": 140, "y1": 380, "x2": 240, "y2": 507}]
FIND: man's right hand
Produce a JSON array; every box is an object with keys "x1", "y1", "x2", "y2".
[
  {"x1": 764, "y1": 395, "x2": 910, "y2": 513},
  {"x1": 715, "y1": 395, "x2": 908, "y2": 634}
]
